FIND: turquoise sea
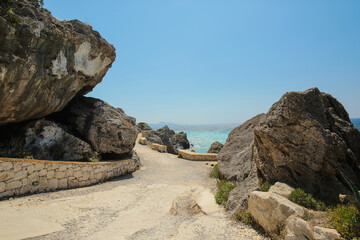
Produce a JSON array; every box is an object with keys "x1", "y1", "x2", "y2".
[
  {"x1": 178, "y1": 118, "x2": 360, "y2": 154},
  {"x1": 177, "y1": 130, "x2": 230, "y2": 153}
]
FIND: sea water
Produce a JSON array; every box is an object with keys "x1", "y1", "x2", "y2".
[
  {"x1": 179, "y1": 119, "x2": 360, "y2": 154},
  {"x1": 352, "y1": 118, "x2": 360, "y2": 131},
  {"x1": 177, "y1": 130, "x2": 230, "y2": 153}
]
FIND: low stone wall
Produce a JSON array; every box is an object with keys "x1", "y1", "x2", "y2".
[
  {"x1": 151, "y1": 143, "x2": 167, "y2": 153},
  {"x1": 0, "y1": 157, "x2": 140, "y2": 199},
  {"x1": 139, "y1": 137, "x2": 147, "y2": 145},
  {"x1": 178, "y1": 150, "x2": 217, "y2": 161}
]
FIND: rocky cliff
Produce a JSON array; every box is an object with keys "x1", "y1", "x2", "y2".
[
  {"x1": 219, "y1": 88, "x2": 360, "y2": 210},
  {"x1": 254, "y1": 88, "x2": 360, "y2": 202},
  {"x1": 0, "y1": 0, "x2": 116, "y2": 124}
]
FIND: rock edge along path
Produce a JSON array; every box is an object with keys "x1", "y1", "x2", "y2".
[{"x1": 0, "y1": 140, "x2": 265, "y2": 240}]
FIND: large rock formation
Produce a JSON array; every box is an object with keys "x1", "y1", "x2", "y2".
[
  {"x1": 217, "y1": 113, "x2": 265, "y2": 210},
  {"x1": 207, "y1": 141, "x2": 223, "y2": 153},
  {"x1": 24, "y1": 119, "x2": 95, "y2": 161},
  {"x1": 0, "y1": 119, "x2": 96, "y2": 161},
  {"x1": 254, "y1": 88, "x2": 360, "y2": 202},
  {"x1": 0, "y1": 0, "x2": 116, "y2": 125},
  {"x1": 50, "y1": 96, "x2": 138, "y2": 158},
  {"x1": 144, "y1": 126, "x2": 190, "y2": 154}
]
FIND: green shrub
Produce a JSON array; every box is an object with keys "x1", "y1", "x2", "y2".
[
  {"x1": 329, "y1": 204, "x2": 360, "y2": 240},
  {"x1": 210, "y1": 164, "x2": 219, "y2": 179},
  {"x1": 288, "y1": 188, "x2": 326, "y2": 211},
  {"x1": 234, "y1": 209, "x2": 253, "y2": 225},
  {"x1": 258, "y1": 179, "x2": 272, "y2": 192},
  {"x1": 88, "y1": 152, "x2": 100, "y2": 162},
  {"x1": 41, "y1": 8, "x2": 51, "y2": 14},
  {"x1": 215, "y1": 180, "x2": 235, "y2": 207}
]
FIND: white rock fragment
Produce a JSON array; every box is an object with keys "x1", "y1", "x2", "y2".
[
  {"x1": 51, "y1": 50, "x2": 68, "y2": 79},
  {"x1": 74, "y1": 42, "x2": 112, "y2": 77}
]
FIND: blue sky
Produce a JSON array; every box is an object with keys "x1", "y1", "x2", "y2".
[{"x1": 44, "y1": 0, "x2": 360, "y2": 124}]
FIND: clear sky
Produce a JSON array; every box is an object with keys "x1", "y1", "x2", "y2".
[{"x1": 44, "y1": 0, "x2": 360, "y2": 124}]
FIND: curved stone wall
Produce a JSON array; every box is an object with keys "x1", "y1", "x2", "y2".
[{"x1": 0, "y1": 157, "x2": 140, "y2": 199}]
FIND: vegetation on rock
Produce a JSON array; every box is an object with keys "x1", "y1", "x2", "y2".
[
  {"x1": 210, "y1": 164, "x2": 219, "y2": 179},
  {"x1": 234, "y1": 209, "x2": 253, "y2": 225},
  {"x1": 288, "y1": 188, "x2": 326, "y2": 211},
  {"x1": 329, "y1": 204, "x2": 360, "y2": 240},
  {"x1": 215, "y1": 180, "x2": 235, "y2": 207},
  {"x1": 88, "y1": 152, "x2": 100, "y2": 162},
  {"x1": 258, "y1": 179, "x2": 272, "y2": 192}
]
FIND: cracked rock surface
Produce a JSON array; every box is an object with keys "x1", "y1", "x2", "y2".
[
  {"x1": 254, "y1": 88, "x2": 360, "y2": 202},
  {"x1": 0, "y1": 0, "x2": 116, "y2": 125}
]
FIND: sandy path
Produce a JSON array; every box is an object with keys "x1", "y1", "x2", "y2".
[{"x1": 0, "y1": 141, "x2": 265, "y2": 240}]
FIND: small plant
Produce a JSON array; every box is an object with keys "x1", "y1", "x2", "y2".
[
  {"x1": 250, "y1": 144, "x2": 255, "y2": 161},
  {"x1": 88, "y1": 152, "x2": 100, "y2": 162},
  {"x1": 41, "y1": 8, "x2": 51, "y2": 14},
  {"x1": 210, "y1": 164, "x2": 219, "y2": 179},
  {"x1": 341, "y1": 172, "x2": 360, "y2": 212},
  {"x1": 177, "y1": 154, "x2": 183, "y2": 158},
  {"x1": 288, "y1": 188, "x2": 326, "y2": 211},
  {"x1": 19, "y1": 152, "x2": 34, "y2": 159},
  {"x1": 302, "y1": 209, "x2": 314, "y2": 221},
  {"x1": 234, "y1": 209, "x2": 253, "y2": 225},
  {"x1": 258, "y1": 179, "x2": 272, "y2": 192},
  {"x1": 7, "y1": 8, "x2": 20, "y2": 27},
  {"x1": 329, "y1": 204, "x2": 360, "y2": 240},
  {"x1": 215, "y1": 180, "x2": 235, "y2": 207}
]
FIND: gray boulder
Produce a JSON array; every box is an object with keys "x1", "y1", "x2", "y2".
[
  {"x1": 0, "y1": 119, "x2": 95, "y2": 161},
  {"x1": 52, "y1": 96, "x2": 138, "y2": 157},
  {"x1": 24, "y1": 119, "x2": 95, "y2": 161},
  {"x1": 0, "y1": 0, "x2": 116, "y2": 125},
  {"x1": 254, "y1": 88, "x2": 360, "y2": 202},
  {"x1": 137, "y1": 122, "x2": 152, "y2": 131},
  {"x1": 144, "y1": 131, "x2": 163, "y2": 145},
  {"x1": 218, "y1": 113, "x2": 266, "y2": 210},
  {"x1": 171, "y1": 132, "x2": 190, "y2": 150},
  {"x1": 207, "y1": 141, "x2": 224, "y2": 153},
  {"x1": 144, "y1": 126, "x2": 190, "y2": 154},
  {"x1": 155, "y1": 126, "x2": 177, "y2": 154}
]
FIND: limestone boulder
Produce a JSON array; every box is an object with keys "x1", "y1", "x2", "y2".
[
  {"x1": 0, "y1": 0, "x2": 116, "y2": 125},
  {"x1": 207, "y1": 141, "x2": 223, "y2": 153},
  {"x1": 284, "y1": 216, "x2": 313, "y2": 240},
  {"x1": 269, "y1": 182, "x2": 295, "y2": 198},
  {"x1": 217, "y1": 113, "x2": 266, "y2": 210},
  {"x1": 248, "y1": 191, "x2": 304, "y2": 236},
  {"x1": 313, "y1": 226, "x2": 342, "y2": 240},
  {"x1": 52, "y1": 96, "x2": 137, "y2": 157},
  {"x1": 254, "y1": 88, "x2": 360, "y2": 202}
]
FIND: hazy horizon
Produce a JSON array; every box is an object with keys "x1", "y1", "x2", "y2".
[{"x1": 44, "y1": 0, "x2": 360, "y2": 124}]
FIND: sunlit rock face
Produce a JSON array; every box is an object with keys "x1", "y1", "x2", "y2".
[
  {"x1": 0, "y1": 0, "x2": 116, "y2": 125},
  {"x1": 254, "y1": 88, "x2": 360, "y2": 202}
]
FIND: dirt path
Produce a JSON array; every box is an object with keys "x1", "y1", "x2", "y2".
[{"x1": 0, "y1": 142, "x2": 265, "y2": 240}]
